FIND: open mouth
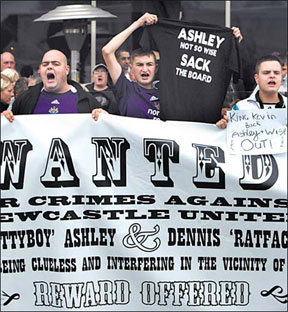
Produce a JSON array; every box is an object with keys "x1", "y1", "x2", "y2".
[
  {"x1": 47, "y1": 73, "x2": 55, "y2": 80},
  {"x1": 141, "y1": 73, "x2": 149, "y2": 78},
  {"x1": 268, "y1": 81, "x2": 276, "y2": 85}
]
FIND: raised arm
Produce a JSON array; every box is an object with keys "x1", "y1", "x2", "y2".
[{"x1": 102, "y1": 12, "x2": 158, "y2": 85}]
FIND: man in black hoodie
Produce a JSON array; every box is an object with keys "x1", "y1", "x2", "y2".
[{"x1": 2, "y1": 49, "x2": 100, "y2": 122}]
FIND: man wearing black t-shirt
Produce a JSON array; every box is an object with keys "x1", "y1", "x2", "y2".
[{"x1": 85, "y1": 63, "x2": 119, "y2": 114}]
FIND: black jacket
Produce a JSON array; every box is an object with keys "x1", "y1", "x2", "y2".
[
  {"x1": 1, "y1": 101, "x2": 9, "y2": 113},
  {"x1": 12, "y1": 80, "x2": 101, "y2": 115},
  {"x1": 85, "y1": 83, "x2": 119, "y2": 115}
]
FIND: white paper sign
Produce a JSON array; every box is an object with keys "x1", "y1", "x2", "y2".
[{"x1": 227, "y1": 109, "x2": 287, "y2": 155}]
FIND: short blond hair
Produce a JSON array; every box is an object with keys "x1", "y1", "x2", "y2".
[
  {"x1": 1, "y1": 73, "x2": 13, "y2": 91},
  {"x1": 1, "y1": 68, "x2": 19, "y2": 82}
]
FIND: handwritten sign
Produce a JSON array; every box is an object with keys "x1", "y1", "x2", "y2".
[{"x1": 227, "y1": 109, "x2": 287, "y2": 155}]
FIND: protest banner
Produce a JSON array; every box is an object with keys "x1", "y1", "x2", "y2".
[
  {"x1": 1, "y1": 114, "x2": 287, "y2": 311},
  {"x1": 227, "y1": 109, "x2": 287, "y2": 155}
]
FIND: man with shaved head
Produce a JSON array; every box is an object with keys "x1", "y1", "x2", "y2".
[
  {"x1": 2, "y1": 49, "x2": 101, "y2": 121},
  {"x1": 1, "y1": 51, "x2": 16, "y2": 71}
]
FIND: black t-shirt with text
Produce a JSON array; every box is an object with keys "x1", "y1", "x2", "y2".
[{"x1": 140, "y1": 18, "x2": 241, "y2": 123}]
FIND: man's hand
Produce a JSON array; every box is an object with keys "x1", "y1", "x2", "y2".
[
  {"x1": 1, "y1": 110, "x2": 14, "y2": 123},
  {"x1": 92, "y1": 108, "x2": 108, "y2": 121},
  {"x1": 216, "y1": 114, "x2": 229, "y2": 129},
  {"x1": 136, "y1": 12, "x2": 158, "y2": 27},
  {"x1": 232, "y1": 26, "x2": 243, "y2": 43}
]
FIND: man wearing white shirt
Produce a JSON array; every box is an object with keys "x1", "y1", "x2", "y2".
[{"x1": 216, "y1": 54, "x2": 287, "y2": 128}]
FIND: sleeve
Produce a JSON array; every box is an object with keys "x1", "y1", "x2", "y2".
[
  {"x1": 106, "y1": 90, "x2": 120, "y2": 115},
  {"x1": 1, "y1": 102, "x2": 9, "y2": 113},
  {"x1": 113, "y1": 70, "x2": 130, "y2": 115},
  {"x1": 12, "y1": 84, "x2": 42, "y2": 115},
  {"x1": 107, "y1": 98, "x2": 120, "y2": 115},
  {"x1": 229, "y1": 36, "x2": 242, "y2": 84},
  {"x1": 11, "y1": 93, "x2": 25, "y2": 115},
  {"x1": 113, "y1": 71, "x2": 128, "y2": 100}
]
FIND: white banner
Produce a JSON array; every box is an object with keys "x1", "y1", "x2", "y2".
[{"x1": 1, "y1": 114, "x2": 287, "y2": 311}]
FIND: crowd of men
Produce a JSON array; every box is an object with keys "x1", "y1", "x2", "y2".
[{"x1": 1, "y1": 13, "x2": 287, "y2": 126}]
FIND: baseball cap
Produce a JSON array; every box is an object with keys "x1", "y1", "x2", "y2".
[{"x1": 92, "y1": 63, "x2": 108, "y2": 72}]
